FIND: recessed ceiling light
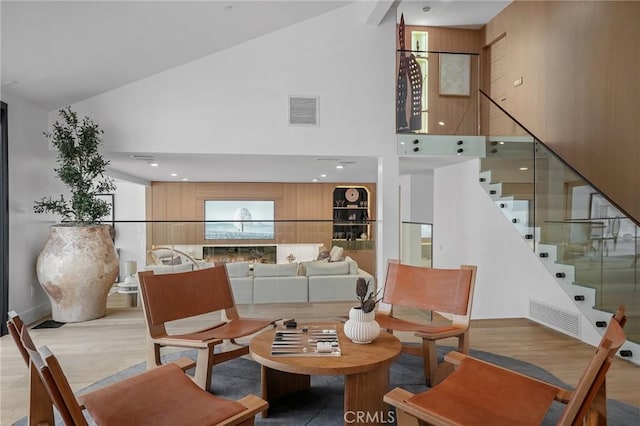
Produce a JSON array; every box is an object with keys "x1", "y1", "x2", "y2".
[
  {"x1": 181, "y1": 177, "x2": 188, "y2": 181},
  {"x1": 312, "y1": 179, "x2": 318, "y2": 182},
  {"x1": 438, "y1": 121, "x2": 445, "y2": 126},
  {"x1": 336, "y1": 165, "x2": 344, "y2": 169},
  {"x1": 519, "y1": 167, "x2": 529, "y2": 171},
  {"x1": 170, "y1": 173, "x2": 178, "y2": 177},
  {"x1": 320, "y1": 174, "x2": 327, "y2": 178},
  {"x1": 149, "y1": 161, "x2": 159, "y2": 167},
  {"x1": 499, "y1": 141, "x2": 505, "y2": 145}
]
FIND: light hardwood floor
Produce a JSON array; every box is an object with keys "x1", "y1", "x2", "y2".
[{"x1": 2, "y1": 295, "x2": 639, "y2": 426}]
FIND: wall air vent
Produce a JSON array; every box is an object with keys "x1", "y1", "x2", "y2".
[
  {"x1": 529, "y1": 299, "x2": 581, "y2": 337},
  {"x1": 289, "y1": 96, "x2": 319, "y2": 126}
]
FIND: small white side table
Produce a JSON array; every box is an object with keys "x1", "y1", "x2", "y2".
[{"x1": 116, "y1": 281, "x2": 139, "y2": 307}]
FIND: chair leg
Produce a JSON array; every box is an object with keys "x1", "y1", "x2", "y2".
[
  {"x1": 28, "y1": 362, "x2": 54, "y2": 426},
  {"x1": 194, "y1": 347, "x2": 214, "y2": 391},
  {"x1": 585, "y1": 381, "x2": 607, "y2": 425},
  {"x1": 395, "y1": 409, "x2": 422, "y2": 426},
  {"x1": 422, "y1": 339, "x2": 438, "y2": 387},
  {"x1": 422, "y1": 339, "x2": 454, "y2": 387},
  {"x1": 146, "y1": 341, "x2": 162, "y2": 370},
  {"x1": 458, "y1": 331, "x2": 470, "y2": 354}
]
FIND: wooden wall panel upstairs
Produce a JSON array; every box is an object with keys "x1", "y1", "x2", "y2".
[
  {"x1": 398, "y1": 25, "x2": 482, "y2": 135},
  {"x1": 480, "y1": 1, "x2": 640, "y2": 223},
  {"x1": 401, "y1": 26, "x2": 481, "y2": 54}
]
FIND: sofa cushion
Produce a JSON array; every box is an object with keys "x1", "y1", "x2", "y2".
[
  {"x1": 345, "y1": 256, "x2": 359, "y2": 275},
  {"x1": 225, "y1": 261, "x2": 250, "y2": 278},
  {"x1": 305, "y1": 261, "x2": 350, "y2": 276},
  {"x1": 253, "y1": 263, "x2": 299, "y2": 277},
  {"x1": 329, "y1": 246, "x2": 344, "y2": 262}
]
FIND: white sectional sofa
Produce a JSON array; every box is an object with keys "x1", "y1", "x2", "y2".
[{"x1": 224, "y1": 259, "x2": 374, "y2": 304}]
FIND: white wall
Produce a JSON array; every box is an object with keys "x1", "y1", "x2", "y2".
[
  {"x1": 399, "y1": 173, "x2": 434, "y2": 266},
  {"x1": 4, "y1": 92, "x2": 64, "y2": 324},
  {"x1": 111, "y1": 178, "x2": 147, "y2": 281},
  {"x1": 69, "y1": 3, "x2": 401, "y2": 281},
  {"x1": 433, "y1": 159, "x2": 581, "y2": 319},
  {"x1": 402, "y1": 173, "x2": 434, "y2": 223},
  {"x1": 72, "y1": 3, "x2": 395, "y2": 158}
]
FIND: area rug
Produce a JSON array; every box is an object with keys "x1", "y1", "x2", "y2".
[{"x1": 14, "y1": 347, "x2": 640, "y2": 425}]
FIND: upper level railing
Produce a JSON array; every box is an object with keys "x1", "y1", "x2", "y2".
[{"x1": 478, "y1": 90, "x2": 639, "y2": 344}]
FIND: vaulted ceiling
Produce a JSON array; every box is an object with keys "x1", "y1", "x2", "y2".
[{"x1": 1, "y1": 1, "x2": 509, "y2": 183}]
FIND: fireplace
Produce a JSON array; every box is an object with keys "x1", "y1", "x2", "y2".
[{"x1": 202, "y1": 245, "x2": 277, "y2": 265}]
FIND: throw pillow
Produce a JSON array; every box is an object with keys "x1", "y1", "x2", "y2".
[
  {"x1": 317, "y1": 250, "x2": 331, "y2": 261},
  {"x1": 225, "y1": 261, "x2": 250, "y2": 278},
  {"x1": 329, "y1": 246, "x2": 344, "y2": 262},
  {"x1": 345, "y1": 256, "x2": 359, "y2": 274}
]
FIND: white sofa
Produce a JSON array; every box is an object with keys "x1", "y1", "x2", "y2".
[{"x1": 225, "y1": 259, "x2": 374, "y2": 304}]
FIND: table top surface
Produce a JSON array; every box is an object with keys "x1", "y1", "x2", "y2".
[{"x1": 250, "y1": 323, "x2": 402, "y2": 376}]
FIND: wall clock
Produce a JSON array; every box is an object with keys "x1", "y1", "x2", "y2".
[{"x1": 345, "y1": 188, "x2": 360, "y2": 203}]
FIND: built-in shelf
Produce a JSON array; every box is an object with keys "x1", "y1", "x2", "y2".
[{"x1": 333, "y1": 186, "x2": 370, "y2": 242}]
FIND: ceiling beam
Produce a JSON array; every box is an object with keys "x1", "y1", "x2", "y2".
[{"x1": 365, "y1": 0, "x2": 396, "y2": 26}]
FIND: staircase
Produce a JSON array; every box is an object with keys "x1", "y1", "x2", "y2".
[{"x1": 479, "y1": 140, "x2": 640, "y2": 364}]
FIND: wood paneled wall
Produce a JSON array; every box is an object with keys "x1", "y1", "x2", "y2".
[
  {"x1": 481, "y1": 1, "x2": 640, "y2": 223},
  {"x1": 396, "y1": 25, "x2": 480, "y2": 135},
  {"x1": 146, "y1": 180, "x2": 376, "y2": 252},
  {"x1": 397, "y1": 25, "x2": 481, "y2": 135}
]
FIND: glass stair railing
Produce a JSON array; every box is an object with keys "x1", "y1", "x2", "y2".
[{"x1": 478, "y1": 91, "x2": 640, "y2": 354}]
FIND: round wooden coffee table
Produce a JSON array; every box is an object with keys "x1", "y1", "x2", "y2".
[{"x1": 249, "y1": 323, "x2": 401, "y2": 425}]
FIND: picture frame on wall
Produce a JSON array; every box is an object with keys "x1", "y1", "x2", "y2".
[{"x1": 439, "y1": 53, "x2": 471, "y2": 96}]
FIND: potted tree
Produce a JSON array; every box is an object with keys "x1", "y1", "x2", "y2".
[{"x1": 34, "y1": 107, "x2": 119, "y2": 322}]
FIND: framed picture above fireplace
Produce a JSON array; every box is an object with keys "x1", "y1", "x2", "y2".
[{"x1": 204, "y1": 200, "x2": 275, "y2": 240}]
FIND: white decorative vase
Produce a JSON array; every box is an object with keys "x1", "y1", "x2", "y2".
[
  {"x1": 36, "y1": 224, "x2": 119, "y2": 322},
  {"x1": 343, "y1": 307, "x2": 381, "y2": 344}
]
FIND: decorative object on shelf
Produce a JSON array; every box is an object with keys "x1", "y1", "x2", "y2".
[
  {"x1": 286, "y1": 253, "x2": 296, "y2": 263},
  {"x1": 360, "y1": 232, "x2": 368, "y2": 240},
  {"x1": 34, "y1": 107, "x2": 118, "y2": 323},
  {"x1": 343, "y1": 278, "x2": 381, "y2": 344},
  {"x1": 345, "y1": 188, "x2": 360, "y2": 202}
]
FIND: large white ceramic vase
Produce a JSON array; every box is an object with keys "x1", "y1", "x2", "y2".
[
  {"x1": 343, "y1": 307, "x2": 381, "y2": 344},
  {"x1": 36, "y1": 224, "x2": 119, "y2": 322}
]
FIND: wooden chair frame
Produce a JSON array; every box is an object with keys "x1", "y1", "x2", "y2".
[
  {"x1": 375, "y1": 260, "x2": 477, "y2": 386},
  {"x1": 8, "y1": 310, "x2": 267, "y2": 426},
  {"x1": 7, "y1": 311, "x2": 54, "y2": 426},
  {"x1": 384, "y1": 306, "x2": 627, "y2": 426},
  {"x1": 138, "y1": 266, "x2": 278, "y2": 390}
]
